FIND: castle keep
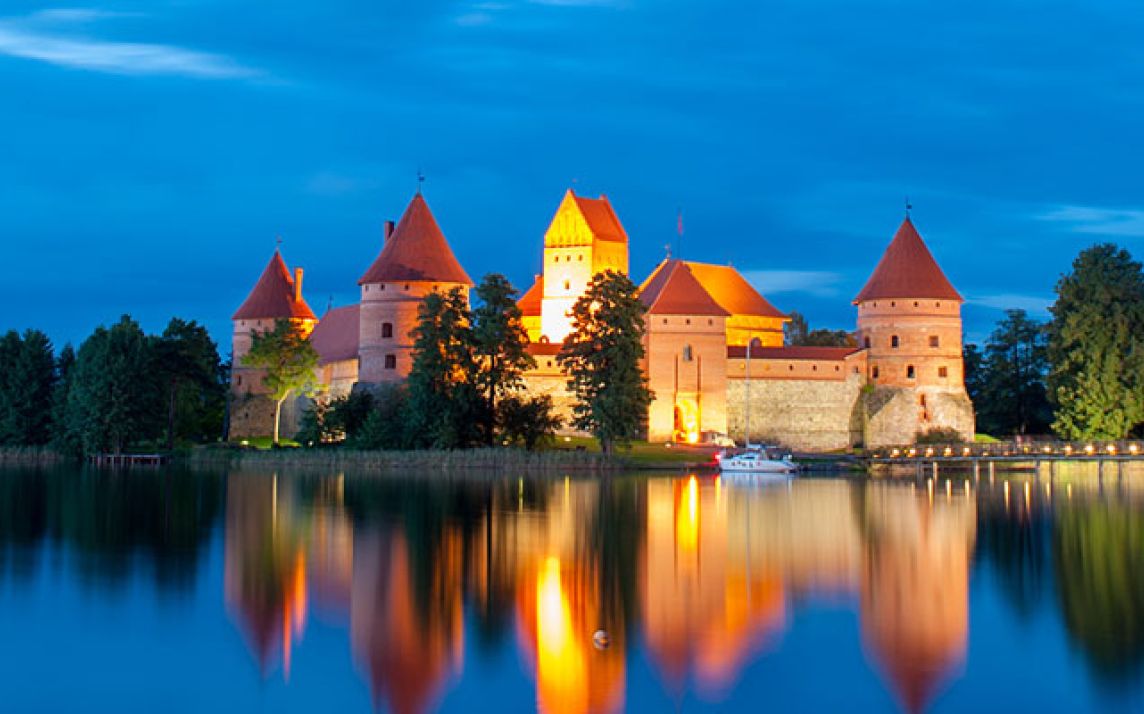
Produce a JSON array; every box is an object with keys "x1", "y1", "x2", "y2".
[{"x1": 230, "y1": 190, "x2": 975, "y2": 448}]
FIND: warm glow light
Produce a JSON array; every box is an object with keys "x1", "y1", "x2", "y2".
[
  {"x1": 676, "y1": 476, "x2": 701, "y2": 553},
  {"x1": 1085, "y1": 444, "x2": 1095, "y2": 455},
  {"x1": 536, "y1": 557, "x2": 587, "y2": 713}
]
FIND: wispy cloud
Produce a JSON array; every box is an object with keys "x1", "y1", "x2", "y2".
[
  {"x1": 1037, "y1": 205, "x2": 1144, "y2": 237},
  {"x1": 0, "y1": 10, "x2": 258, "y2": 79},
  {"x1": 968, "y1": 293, "x2": 1053, "y2": 314},
  {"x1": 742, "y1": 270, "x2": 844, "y2": 298}
]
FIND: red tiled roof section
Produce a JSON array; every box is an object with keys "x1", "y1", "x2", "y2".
[
  {"x1": 526, "y1": 342, "x2": 563, "y2": 356},
  {"x1": 232, "y1": 251, "x2": 317, "y2": 321},
  {"x1": 640, "y1": 260, "x2": 731, "y2": 317},
  {"x1": 854, "y1": 218, "x2": 962, "y2": 303},
  {"x1": 726, "y1": 345, "x2": 861, "y2": 360},
  {"x1": 358, "y1": 194, "x2": 473, "y2": 286},
  {"x1": 309, "y1": 304, "x2": 360, "y2": 365},
  {"x1": 685, "y1": 262, "x2": 788, "y2": 319},
  {"x1": 518, "y1": 275, "x2": 543, "y2": 317},
  {"x1": 573, "y1": 194, "x2": 627, "y2": 242}
]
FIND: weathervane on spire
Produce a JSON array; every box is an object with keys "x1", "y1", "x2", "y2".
[
  {"x1": 677, "y1": 207, "x2": 684, "y2": 259},
  {"x1": 417, "y1": 168, "x2": 425, "y2": 195},
  {"x1": 664, "y1": 243, "x2": 672, "y2": 259},
  {"x1": 905, "y1": 196, "x2": 913, "y2": 218},
  {"x1": 275, "y1": 235, "x2": 283, "y2": 250}
]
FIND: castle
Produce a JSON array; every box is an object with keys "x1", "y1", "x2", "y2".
[{"x1": 229, "y1": 189, "x2": 975, "y2": 449}]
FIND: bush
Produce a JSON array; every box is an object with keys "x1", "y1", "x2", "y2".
[{"x1": 916, "y1": 427, "x2": 965, "y2": 444}]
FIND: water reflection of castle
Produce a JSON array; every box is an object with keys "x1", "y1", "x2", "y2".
[{"x1": 223, "y1": 475, "x2": 975, "y2": 713}]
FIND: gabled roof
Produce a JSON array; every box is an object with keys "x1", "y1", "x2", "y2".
[
  {"x1": 685, "y1": 262, "x2": 788, "y2": 319},
  {"x1": 309, "y1": 304, "x2": 360, "y2": 365},
  {"x1": 854, "y1": 218, "x2": 962, "y2": 303},
  {"x1": 518, "y1": 275, "x2": 543, "y2": 317},
  {"x1": 232, "y1": 250, "x2": 317, "y2": 321},
  {"x1": 571, "y1": 191, "x2": 627, "y2": 243},
  {"x1": 640, "y1": 260, "x2": 731, "y2": 317},
  {"x1": 358, "y1": 194, "x2": 473, "y2": 286}
]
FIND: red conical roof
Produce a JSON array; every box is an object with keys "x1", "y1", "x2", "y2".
[
  {"x1": 854, "y1": 218, "x2": 962, "y2": 304},
  {"x1": 640, "y1": 260, "x2": 731, "y2": 317},
  {"x1": 232, "y1": 250, "x2": 317, "y2": 321},
  {"x1": 358, "y1": 194, "x2": 473, "y2": 286},
  {"x1": 518, "y1": 275, "x2": 543, "y2": 317}
]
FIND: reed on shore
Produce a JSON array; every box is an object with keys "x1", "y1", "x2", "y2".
[
  {"x1": 189, "y1": 445, "x2": 620, "y2": 474},
  {"x1": 0, "y1": 447, "x2": 68, "y2": 467}
]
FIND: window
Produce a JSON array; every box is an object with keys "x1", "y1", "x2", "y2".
[
  {"x1": 236, "y1": 375, "x2": 242, "y2": 386},
  {"x1": 863, "y1": 336, "x2": 871, "y2": 348},
  {"x1": 913, "y1": 301, "x2": 919, "y2": 307},
  {"x1": 788, "y1": 364, "x2": 794, "y2": 371},
  {"x1": 812, "y1": 365, "x2": 818, "y2": 371},
  {"x1": 907, "y1": 365, "x2": 916, "y2": 379},
  {"x1": 578, "y1": 255, "x2": 583, "y2": 261},
  {"x1": 834, "y1": 365, "x2": 840, "y2": 372},
  {"x1": 563, "y1": 280, "x2": 571, "y2": 291},
  {"x1": 929, "y1": 335, "x2": 939, "y2": 348},
  {"x1": 379, "y1": 284, "x2": 385, "y2": 291},
  {"x1": 872, "y1": 366, "x2": 880, "y2": 379},
  {"x1": 938, "y1": 366, "x2": 949, "y2": 378},
  {"x1": 382, "y1": 322, "x2": 393, "y2": 339},
  {"x1": 547, "y1": 360, "x2": 553, "y2": 368},
  {"x1": 891, "y1": 301, "x2": 896, "y2": 307},
  {"x1": 708, "y1": 319, "x2": 713, "y2": 326},
  {"x1": 384, "y1": 354, "x2": 397, "y2": 370},
  {"x1": 404, "y1": 284, "x2": 410, "y2": 290},
  {"x1": 682, "y1": 345, "x2": 693, "y2": 362},
  {"x1": 365, "y1": 286, "x2": 370, "y2": 292},
  {"x1": 891, "y1": 335, "x2": 900, "y2": 348},
  {"x1": 685, "y1": 318, "x2": 691, "y2": 325},
  {"x1": 920, "y1": 394, "x2": 927, "y2": 407},
  {"x1": 662, "y1": 318, "x2": 668, "y2": 324}
]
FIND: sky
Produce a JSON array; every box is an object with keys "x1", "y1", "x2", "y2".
[{"x1": 3, "y1": 0, "x2": 1144, "y2": 350}]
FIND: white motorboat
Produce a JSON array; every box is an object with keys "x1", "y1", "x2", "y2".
[{"x1": 716, "y1": 446, "x2": 798, "y2": 474}]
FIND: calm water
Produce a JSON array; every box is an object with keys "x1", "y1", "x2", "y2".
[{"x1": 0, "y1": 465, "x2": 1142, "y2": 713}]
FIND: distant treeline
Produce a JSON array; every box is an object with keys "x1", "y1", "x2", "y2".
[
  {"x1": 0, "y1": 316, "x2": 227, "y2": 456},
  {"x1": 966, "y1": 243, "x2": 1144, "y2": 439}
]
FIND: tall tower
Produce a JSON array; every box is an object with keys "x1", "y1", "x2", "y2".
[
  {"x1": 357, "y1": 193, "x2": 473, "y2": 385},
  {"x1": 532, "y1": 189, "x2": 629, "y2": 344},
  {"x1": 854, "y1": 217, "x2": 975, "y2": 445},
  {"x1": 230, "y1": 249, "x2": 318, "y2": 437}
]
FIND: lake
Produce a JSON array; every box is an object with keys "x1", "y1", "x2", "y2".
[{"x1": 0, "y1": 464, "x2": 1141, "y2": 713}]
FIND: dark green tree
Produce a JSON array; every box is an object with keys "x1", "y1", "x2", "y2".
[
  {"x1": 1048, "y1": 244, "x2": 1144, "y2": 439},
  {"x1": 241, "y1": 319, "x2": 320, "y2": 445},
  {"x1": 963, "y1": 342, "x2": 985, "y2": 407},
  {"x1": 976, "y1": 310, "x2": 1052, "y2": 436},
  {"x1": 784, "y1": 310, "x2": 855, "y2": 347},
  {"x1": 407, "y1": 287, "x2": 482, "y2": 449},
  {"x1": 558, "y1": 270, "x2": 653, "y2": 454},
  {"x1": 0, "y1": 330, "x2": 55, "y2": 445},
  {"x1": 51, "y1": 344, "x2": 77, "y2": 453},
  {"x1": 499, "y1": 395, "x2": 562, "y2": 450},
  {"x1": 65, "y1": 315, "x2": 161, "y2": 455},
  {"x1": 783, "y1": 311, "x2": 809, "y2": 346},
  {"x1": 349, "y1": 385, "x2": 414, "y2": 450},
  {"x1": 471, "y1": 274, "x2": 535, "y2": 445},
  {"x1": 155, "y1": 318, "x2": 225, "y2": 449}
]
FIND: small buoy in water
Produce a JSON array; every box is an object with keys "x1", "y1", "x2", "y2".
[{"x1": 593, "y1": 629, "x2": 610, "y2": 650}]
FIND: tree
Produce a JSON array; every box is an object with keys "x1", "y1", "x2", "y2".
[
  {"x1": 784, "y1": 311, "x2": 809, "y2": 346},
  {"x1": 500, "y1": 395, "x2": 562, "y2": 450},
  {"x1": 784, "y1": 310, "x2": 855, "y2": 347},
  {"x1": 558, "y1": 270, "x2": 653, "y2": 454},
  {"x1": 0, "y1": 330, "x2": 56, "y2": 445},
  {"x1": 51, "y1": 344, "x2": 77, "y2": 452},
  {"x1": 349, "y1": 386, "x2": 415, "y2": 450},
  {"x1": 407, "y1": 287, "x2": 482, "y2": 449},
  {"x1": 65, "y1": 315, "x2": 161, "y2": 455},
  {"x1": 975, "y1": 310, "x2": 1052, "y2": 436},
  {"x1": 472, "y1": 274, "x2": 535, "y2": 445},
  {"x1": 963, "y1": 342, "x2": 985, "y2": 406},
  {"x1": 155, "y1": 318, "x2": 225, "y2": 449},
  {"x1": 1048, "y1": 244, "x2": 1144, "y2": 439},
  {"x1": 241, "y1": 319, "x2": 320, "y2": 445}
]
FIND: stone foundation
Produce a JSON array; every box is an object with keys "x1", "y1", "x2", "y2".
[
  {"x1": 862, "y1": 387, "x2": 975, "y2": 447},
  {"x1": 726, "y1": 373, "x2": 865, "y2": 451}
]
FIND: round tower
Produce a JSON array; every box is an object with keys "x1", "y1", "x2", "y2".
[
  {"x1": 357, "y1": 193, "x2": 473, "y2": 385},
  {"x1": 854, "y1": 217, "x2": 974, "y2": 444},
  {"x1": 230, "y1": 249, "x2": 317, "y2": 437}
]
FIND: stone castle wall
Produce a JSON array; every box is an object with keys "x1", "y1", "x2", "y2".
[
  {"x1": 862, "y1": 387, "x2": 975, "y2": 447},
  {"x1": 725, "y1": 371, "x2": 865, "y2": 451}
]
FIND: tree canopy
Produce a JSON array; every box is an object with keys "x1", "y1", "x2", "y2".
[
  {"x1": 784, "y1": 310, "x2": 856, "y2": 347},
  {"x1": 241, "y1": 319, "x2": 320, "y2": 445},
  {"x1": 1047, "y1": 244, "x2": 1144, "y2": 439},
  {"x1": 471, "y1": 274, "x2": 535, "y2": 445},
  {"x1": 971, "y1": 310, "x2": 1053, "y2": 436},
  {"x1": 0, "y1": 329, "x2": 56, "y2": 446},
  {"x1": 558, "y1": 270, "x2": 652, "y2": 454}
]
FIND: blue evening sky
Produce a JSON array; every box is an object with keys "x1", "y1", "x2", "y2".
[{"x1": 2, "y1": 0, "x2": 1143, "y2": 351}]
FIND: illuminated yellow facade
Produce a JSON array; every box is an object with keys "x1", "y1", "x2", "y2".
[{"x1": 532, "y1": 189, "x2": 629, "y2": 344}]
